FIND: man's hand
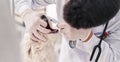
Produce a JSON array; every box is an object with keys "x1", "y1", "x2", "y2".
[{"x1": 23, "y1": 10, "x2": 51, "y2": 42}]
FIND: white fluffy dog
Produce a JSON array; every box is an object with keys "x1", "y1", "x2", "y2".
[{"x1": 21, "y1": 31, "x2": 61, "y2": 62}]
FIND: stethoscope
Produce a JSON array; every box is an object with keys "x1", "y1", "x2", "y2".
[
  {"x1": 69, "y1": 0, "x2": 109, "y2": 62},
  {"x1": 89, "y1": 21, "x2": 109, "y2": 62}
]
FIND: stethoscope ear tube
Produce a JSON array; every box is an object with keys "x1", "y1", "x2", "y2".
[{"x1": 90, "y1": 21, "x2": 109, "y2": 62}]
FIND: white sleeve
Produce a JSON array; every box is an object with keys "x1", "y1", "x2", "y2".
[
  {"x1": 82, "y1": 28, "x2": 120, "y2": 62},
  {"x1": 15, "y1": 0, "x2": 56, "y2": 16}
]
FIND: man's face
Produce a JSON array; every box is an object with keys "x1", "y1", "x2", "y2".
[
  {"x1": 57, "y1": 21, "x2": 85, "y2": 40},
  {"x1": 57, "y1": 0, "x2": 82, "y2": 40}
]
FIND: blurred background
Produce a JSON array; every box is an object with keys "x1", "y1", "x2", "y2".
[
  {"x1": 0, "y1": 0, "x2": 21, "y2": 62},
  {"x1": 0, "y1": 0, "x2": 57, "y2": 62}
]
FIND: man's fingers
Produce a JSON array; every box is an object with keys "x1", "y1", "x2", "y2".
[
  {"x1": 32, "y1": 30, "x2": 47, "y2": 42},
  {"x1": 39, "y1": 19, "x2": 48, "y2": 28},
  {"x1": 30, "y1": 33, "x2": 40, "y2": 43},
  {"x1": 37, "y1": 26, "x2": 51, "y2": 34}
]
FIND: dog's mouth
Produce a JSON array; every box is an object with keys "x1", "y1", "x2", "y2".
[{"x1": 41, "y1": 15, "x2": 59, "y2": 33}]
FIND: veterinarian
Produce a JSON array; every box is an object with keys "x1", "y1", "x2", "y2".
[{"x1": 15, "y1": 0, "x2": 120, "y2": 62}]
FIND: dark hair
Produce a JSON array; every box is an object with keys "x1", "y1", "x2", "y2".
[{"x1": 63, "y1": 0, "x2": 120, "y2": 29}]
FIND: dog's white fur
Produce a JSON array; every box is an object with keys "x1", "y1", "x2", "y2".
[{"x1": 21, "y1": 32, "x2": 62, "y2": 62}]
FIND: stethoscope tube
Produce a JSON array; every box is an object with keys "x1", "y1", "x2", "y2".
[{"x1": 90, "y1": 21, "x2": 109, "y2": 62}]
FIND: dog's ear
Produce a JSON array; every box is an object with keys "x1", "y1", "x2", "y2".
[{"x1": 63, "y1": 0, "x2": 120, "y2": 29}]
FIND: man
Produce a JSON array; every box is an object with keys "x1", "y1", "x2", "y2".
[{"x1": 15, "y1": 0, "x2": 120, "y2": 62}]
